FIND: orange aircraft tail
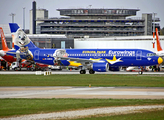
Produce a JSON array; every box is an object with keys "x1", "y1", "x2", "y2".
[
  {"x1": 0, "y1": 27, "x2": 9, "y2": 51},
  {"x1": 155, "y1": 28, "x2": 163, "y2": 51}
]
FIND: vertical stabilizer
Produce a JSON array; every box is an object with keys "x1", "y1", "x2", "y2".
[
  {"x1": 156, "y1": 28, "x2": 163, "y2": 51},
  {"x1": 9, "y1": 23, "x2": 38, "y2": 49},
  {"x1": 0, "y1": 27, "x2": 9, "y2": 51}
]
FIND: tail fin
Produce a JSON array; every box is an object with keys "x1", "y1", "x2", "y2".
[
  {"x1": 9, "y1": 23, "x2": 38, "y2": 49},
  {"x1": 155, "y1": 28, "x2": 163, "y2": 51},
  {"x1": 9, "y1": 23, "x2": 20, "y2": 33},
  {"x1": 0, "y1": 27, "x2": 9, "y2": 51}
]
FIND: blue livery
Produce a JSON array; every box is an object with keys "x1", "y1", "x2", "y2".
[{"x1": 7, "y1": 23, "x2": 163, "y2": 74}]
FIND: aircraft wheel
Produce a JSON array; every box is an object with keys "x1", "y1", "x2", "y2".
[
  {"x1": 80, "y1": 70, "x2": 86, "y2": 74},
  {"x1": 138, "y1": 71, "x2": 143, "y2": 75},
  {"x1": 89, "y1": 69, "x2": 95, "y2": 74}
]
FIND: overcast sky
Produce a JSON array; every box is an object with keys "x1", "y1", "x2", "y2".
[{"x1": 0, "y1": 0, "x2": 164, "y2": 29}]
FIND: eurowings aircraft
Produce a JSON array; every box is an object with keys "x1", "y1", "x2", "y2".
[
  {"x1": 155, "y1": 28, "x2": 164, "y2": 57},
  {"x1": 7, "y1": 23, "x2": 163, "y2": 74}
]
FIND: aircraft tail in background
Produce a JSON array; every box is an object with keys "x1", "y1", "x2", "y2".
[
  {"x1": 0, "y1": 27, "x2": 17, "y2": 62},
  {"x1": 155, "y1": 28, "x2": 163, "y2": 51},
  {"x1": 155, "y1": 28, "x2": 164, "y2": 57},
  {"x1": 0, "y1": 27, "x2": 9, "y2": 51}
]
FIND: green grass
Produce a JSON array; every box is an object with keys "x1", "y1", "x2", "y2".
[
  {"x1": 74, "y1": 109, "x2": 164, "y2": 120},
  {"x1": 0, "y1": 74, "x2": 164, "y2": 87},
  {"x1": 0, "y1": 99, "x2": 164, "y2": 117}
]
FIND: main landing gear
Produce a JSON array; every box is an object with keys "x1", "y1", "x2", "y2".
[
  {"x1": 80, "y1": 70, "x2": 86, "y2": 74},
  {"x1": 89, "y1": 69, "x2": 95, "y2": 74},
  {"x1": 80, "y1": 69, "x2": 95, "y2": 74}
]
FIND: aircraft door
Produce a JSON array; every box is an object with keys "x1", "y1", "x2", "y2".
[
  {"x1": 34, "y1": 50, "x2": 40, "y2": 60},
  {"x1": 136, "y1": 51, "x2": 142, "y2": 60}
]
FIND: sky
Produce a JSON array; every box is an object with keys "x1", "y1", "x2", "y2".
[{"x1": 0, "y1": 0, "x2": 164, "y2": 29}]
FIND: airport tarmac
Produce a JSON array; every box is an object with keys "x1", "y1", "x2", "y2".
[
  {"x1": 0, "y1": 70, "x2": 164, "y2": 74},
  {"x1": 0, "y1": 87, "x2": 164, "y2": 99},
  {"x1": 0, "y1": 70, "x2": 164, "y2": 99}
]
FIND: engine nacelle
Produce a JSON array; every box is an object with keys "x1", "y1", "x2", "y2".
[{"x1": 91, "y1": 63, "x2": 109, "y2": 72}]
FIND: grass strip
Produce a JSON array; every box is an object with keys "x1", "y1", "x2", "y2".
[
  {"x1": 0, "y1": 98, "x2": 164, "y2": 117},
  {"x1": 0, "y1": 74, "x2": 164, "y2": 87}
]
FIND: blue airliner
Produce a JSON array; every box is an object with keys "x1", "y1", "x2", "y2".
[{"x1": 7, "y1": 23, "x2": 163, "y2": 74}]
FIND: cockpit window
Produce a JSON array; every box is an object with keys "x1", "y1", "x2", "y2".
[{"x1": 147, "y1": 53, "x2": 156, "y2": 56}]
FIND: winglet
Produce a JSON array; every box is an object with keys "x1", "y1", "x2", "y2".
[
  {"x1": 0, "y1": 27, "x2": 9, "y2": 51},
  {"x1": 9, "y1": 23, "x2": 20, "y2": 33},
  {"x1": 156, "y1": 28, "x2": 163, "y2": 51}
]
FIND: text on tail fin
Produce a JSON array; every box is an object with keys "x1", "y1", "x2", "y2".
[{"x1": 156, "y1": 28, "x2": 163, "y2": 51}]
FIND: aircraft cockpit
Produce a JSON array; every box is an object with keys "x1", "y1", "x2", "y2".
[{"x1": 147, "y1": 53, "x2": 156, "y2": 57}]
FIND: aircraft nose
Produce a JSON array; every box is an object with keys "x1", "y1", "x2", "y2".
[{"x1": 158, "y1": 57, "x2": 163, "y2": 64}]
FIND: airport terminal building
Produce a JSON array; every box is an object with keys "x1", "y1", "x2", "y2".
[{"x1": 35, "y1": 8, "x2": 160, "y2": 38}]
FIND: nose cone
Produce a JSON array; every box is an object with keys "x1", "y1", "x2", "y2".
[{"x1": 158, "y1": 57, "x2": 163, "y2": 64}]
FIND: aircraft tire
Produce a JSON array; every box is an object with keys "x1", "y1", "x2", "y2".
[
  {"x1": 89, "y1": 69, "x2": 95, "y2": 74},
  {"x1": 138, "y1": 71, "x2": 143, "y2": 75},
  {"x1": 80, "y1": 70, "x2": 86, "y2": 74}
]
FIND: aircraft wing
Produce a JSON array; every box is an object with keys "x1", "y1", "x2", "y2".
[
  {"x1": 6, "y1": 51, "x2": 27, "y2": 56},
  {"x1": 55, "y1": 56, "x2": 105, "y2": 64}
]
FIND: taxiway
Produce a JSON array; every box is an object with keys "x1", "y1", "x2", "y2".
[
  {"x1": 0, "y1": 70, "x2": 164, "y2": 74},
  {"x1": 0, "y1": 87, "x2": 164, "y2": 99}
]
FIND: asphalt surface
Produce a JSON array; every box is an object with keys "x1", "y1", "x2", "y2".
[
  {"x1": 0, "y1": 69, "x2": 164, "y2": 74},
  {"x1": 0, "y1": 86, "x2": 164, "y2": 99}
]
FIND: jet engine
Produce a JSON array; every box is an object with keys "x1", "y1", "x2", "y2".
[{"x1": 91, "y1": 63, "x2": 109, "y2": 72}]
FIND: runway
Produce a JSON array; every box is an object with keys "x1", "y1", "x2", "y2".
[{"x1": 1, "y1": 87, "x2": 164, "y2": 99}]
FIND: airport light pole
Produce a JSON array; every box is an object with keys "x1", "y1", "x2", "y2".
[
  {"x1": 9, "y1": 13, "x2": 16, "y2": 23},
  {"x1": 152, "y1": 13, "x2": 157, "y2": 51},
  {"x1": 23, "y1": 7, "x2": 25, "y2": 31}
]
